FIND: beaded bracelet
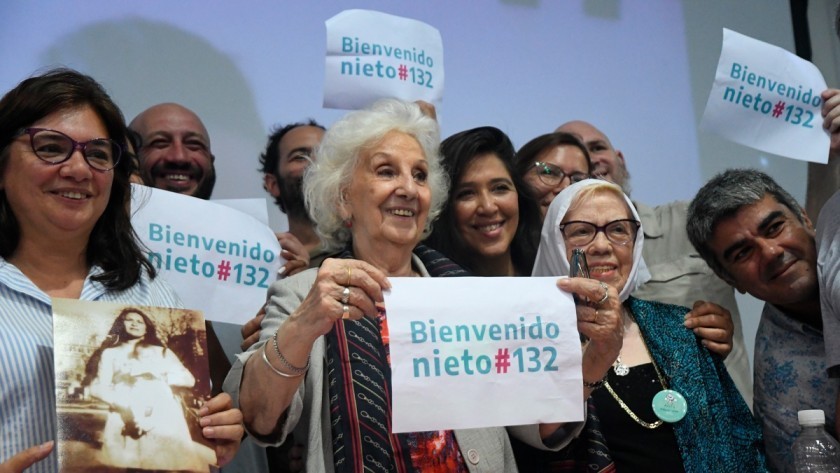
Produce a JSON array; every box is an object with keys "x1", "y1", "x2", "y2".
[
  {"x1": 272, "y1": 330, "x2": 310, "y2": 374},
  {"x1": 583, "y1": 374, "x2": 608, "y2": 390},
  {"x1": 261, "y1": 345, "x2": 303, "y2": 378}
]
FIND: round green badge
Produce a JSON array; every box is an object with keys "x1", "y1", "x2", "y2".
[{"x1": 652, "y1": 389, "x2": 687, "y2": 423}]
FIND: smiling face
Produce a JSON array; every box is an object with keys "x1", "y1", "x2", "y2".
[
  {"x1": 454, "y1": 153, "x2": 519, "y2": 265},
  {"x1": 265, "y1": 125, "x2": 324, "y2": 217},
  {"x1": 131, "y1": 104, "x2": 214, "y2": 198},
  {"x1": 0, "y1": 105, "x2": 113, "y2": 245},
  {"x1": 123, "y1": 312, "x2": 148, "y2": 339},
  {"x1": 523, "y1": 144, "x2": 590, "y2": 219},
  {"x1": 342, "y1": 130, "x2": 431, "y2": 255},
  {"x1": 556, "y1": 120, "x2": 629, "y2": 191},
  {"x1": 707, "y1": 194, "x2": 817, "y2": 310},
  {"x1": 562, "y1": 190, "x2": 635, "y2": 292}
]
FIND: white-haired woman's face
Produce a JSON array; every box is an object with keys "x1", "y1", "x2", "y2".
[
  {"x1": 342, "y1": 130, "x2": 431, "y2": 251},
  {"x1": 123, "y1": 312, "x2": 147, "y2": 339},
  {"x1": 561, "y1": 191, "x2": 636, "y2": 293}
]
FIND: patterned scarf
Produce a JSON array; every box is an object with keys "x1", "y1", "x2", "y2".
[{"x1": 326, "y1": 245, "x2": 470, "y2": 473}]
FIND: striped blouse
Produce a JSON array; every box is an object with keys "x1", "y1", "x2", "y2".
[{"x1": 0, "y1": 257, "x2": 182, "y2": 473}]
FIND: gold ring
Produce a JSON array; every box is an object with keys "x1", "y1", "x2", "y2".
[
  {"x1": 346, "y1": 266, "x2": 352, "y2": 287},
  {"x1": 596, "y1": 281, "x2": 609, "y2": 305},
  {"x1": 342, "y1": 304, "x2": 351, "y2": 319}
]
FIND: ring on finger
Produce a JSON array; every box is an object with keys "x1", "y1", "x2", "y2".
[
  {"x1": 596, "y1": 281, "x2": 609, "y2": 305},
  {"x1": 342, "y1": 304, "x2": 351, "y2": 319},
  {"x1": 594, "y1": 309, "x2": 599, "y2": 323},
  {"x1": 341, "y1": 286, "x2": 351, "y2": 304},
  {"x1": 345, "y1": 266, "x2": 352, "y2": 286}
]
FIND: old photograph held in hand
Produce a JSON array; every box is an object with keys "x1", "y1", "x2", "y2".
[{"x1": 52, "y1": 299, "x2": 216, "y2": 472}]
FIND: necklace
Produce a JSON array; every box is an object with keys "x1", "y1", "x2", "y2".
[
  {"x1": 604, "y1": 365, "x2": 666, "y2": 429},
  {"x1": 613, "y1": 355, "x2": 630, "y2": 376},
  {"x1": 603, "y1": 312, "x2": 686, "y2": 429}
]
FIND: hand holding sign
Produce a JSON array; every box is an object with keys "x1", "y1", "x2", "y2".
[
  {"x1": 823, "y1": 88, "x2": 840, "y2": 155},
  {"x1": 701, "y1": 28, "x2": 830, "y2": 163}
]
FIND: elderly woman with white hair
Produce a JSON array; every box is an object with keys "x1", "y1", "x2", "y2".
[
  {"x1": 225, "y1": 100, "x2": 570, "y2": 472},
  {"x1": 526, "y1": 179, "x2": 765, "y2": 473}
]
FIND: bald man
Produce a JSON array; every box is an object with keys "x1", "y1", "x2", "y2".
[
  {"x1": 130, "y1": 104, "x2": 268, "y2": 471},
  {"x1": 556, "y1": 120, "x2": 754, "y2": 408},
  {"x1": 130, "y1": 103, "x2": 216, "y2": 199}
]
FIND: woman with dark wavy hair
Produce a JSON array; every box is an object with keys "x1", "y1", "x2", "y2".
[
  {"x1": 425, "y1": 126, "x2": 543, "y2": 276},
  {"x1": 0, "y1": 68, "x2": 242, "y2": 472}
]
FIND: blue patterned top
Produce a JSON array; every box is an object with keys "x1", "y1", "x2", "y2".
[
  {"x1": 518, "y1": 297, "x2": 766, "y2": 473},
  {"x1": 754, "y1": 302, "x2": 839, "y2": 473},
  {"x1": 0, "y1": 257, "x2": 183, "y2": 473},
  {"x1": 631, "y1": 297, "x2": 766, "y2": 473}
]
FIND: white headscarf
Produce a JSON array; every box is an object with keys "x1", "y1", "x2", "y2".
[{"x1": 532, "y1": 179, "x2": 651, "y2": 302}]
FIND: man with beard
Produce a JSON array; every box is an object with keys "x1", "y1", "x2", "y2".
[
  {"x1": 130, "y1": 103, "x2": 216, "y2": 199},
  {"x1": 130, "y1": 104, "x2": 268, "y2": 472},
  {"x1": 688, "y1": 169, "x2": 838, "y2": 473},
  {"x1": 259, "y1": 120, "x2": 328, "y2": 273},
  {"x1": 555, "y1": 120, "x2": 754, "y2": 409}
]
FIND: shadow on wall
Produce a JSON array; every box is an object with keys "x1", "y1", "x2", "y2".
[{"x1": 40, "y1": 18, "x2": 266, "y2": 200}]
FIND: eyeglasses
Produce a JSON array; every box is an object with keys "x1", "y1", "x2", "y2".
[
  {"x1": 529, "y1": 161, "x2": 588, "y2": 187},
  {"x1": 18, "y1": 127, "x2": 122, "y2": 172},
  {"x1": 559, "y1": 219, "x2": 641, "y2": 246}
]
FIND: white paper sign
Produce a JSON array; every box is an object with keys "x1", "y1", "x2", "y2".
[
  {"x1": 130, "y1": 185, "x2": 281, "y2": 324},
  {"x1": 324, "y1": 9, "x2": 444, "y2": 110},
  {"x1": 385, "y1": 277, "x2": 583, "y2": 433},
  {"x1": 213, "y1": 198, "x2": 270, "y2": 226},
  {"x1": 701, "y1": 28, "x2": 830, "y2": 163}
]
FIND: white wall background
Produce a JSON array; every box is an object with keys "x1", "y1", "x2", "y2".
[{"x1": 2, "y1": 0, "x2": 832, "y2": 370}]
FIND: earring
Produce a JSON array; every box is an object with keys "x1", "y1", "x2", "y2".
[{"x1": 343, "y1": 219, "x2": 353, "y2": 228}]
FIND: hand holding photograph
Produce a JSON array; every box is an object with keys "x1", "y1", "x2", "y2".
[{"x1": 53, "y1": 299, "x2": 216, "y2": 472}]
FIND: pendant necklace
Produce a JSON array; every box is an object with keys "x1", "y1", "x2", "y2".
[
  {"x1": 604, "y1": 313, "x2": 688, "y2": 428},
  {"x1": 613, "y1": 355, "x2": 630, "y2": 376}
]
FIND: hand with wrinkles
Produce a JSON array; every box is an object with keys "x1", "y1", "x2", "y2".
[{"x1": 558, "y1": 277, "x2": 623, "y2": 387}]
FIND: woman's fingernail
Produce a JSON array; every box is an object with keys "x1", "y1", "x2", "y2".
[{"x1": 278, "y1": 265, "x2": 287, "y2": 277}]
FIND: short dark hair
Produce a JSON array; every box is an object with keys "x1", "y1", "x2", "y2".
[
  {"x1": 0, "y1": 68, "x2": 155, "y2": 290},
  {"x1": 259, "y1": 120, "x2": 324, "y2": 176},
  {"x1": 258, "y1": 120, "x2": 325, "y2": 211},
  {"x1": 686, "y1": 168, "x2": 804, "y2": 278},
  {"x1": 514, "y1": 131, "x2": 592, "y2": 179},
  {"x1": 424, "y1": 126, "x2": 542, "y2": 275}
]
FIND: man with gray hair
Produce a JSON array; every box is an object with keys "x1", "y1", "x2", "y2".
[
  {"x1": 556, "y1": 120, "x2": 753, "y2": 407},
  {"x1": 687, "y1": 168, "x2": 838, "y2": 473}
]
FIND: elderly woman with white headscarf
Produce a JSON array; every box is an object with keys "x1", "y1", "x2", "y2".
[{"x1": 529, "y1": 179, "x2": 765, "y2": 473}]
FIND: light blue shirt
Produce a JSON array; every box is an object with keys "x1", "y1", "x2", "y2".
[{"x1": 0, "y1": 257, "x2": 182, "y2": 473}]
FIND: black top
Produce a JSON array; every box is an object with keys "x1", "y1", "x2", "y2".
[{"x1": 590, "y1": 363, "x2": 686, "y2": 473}]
